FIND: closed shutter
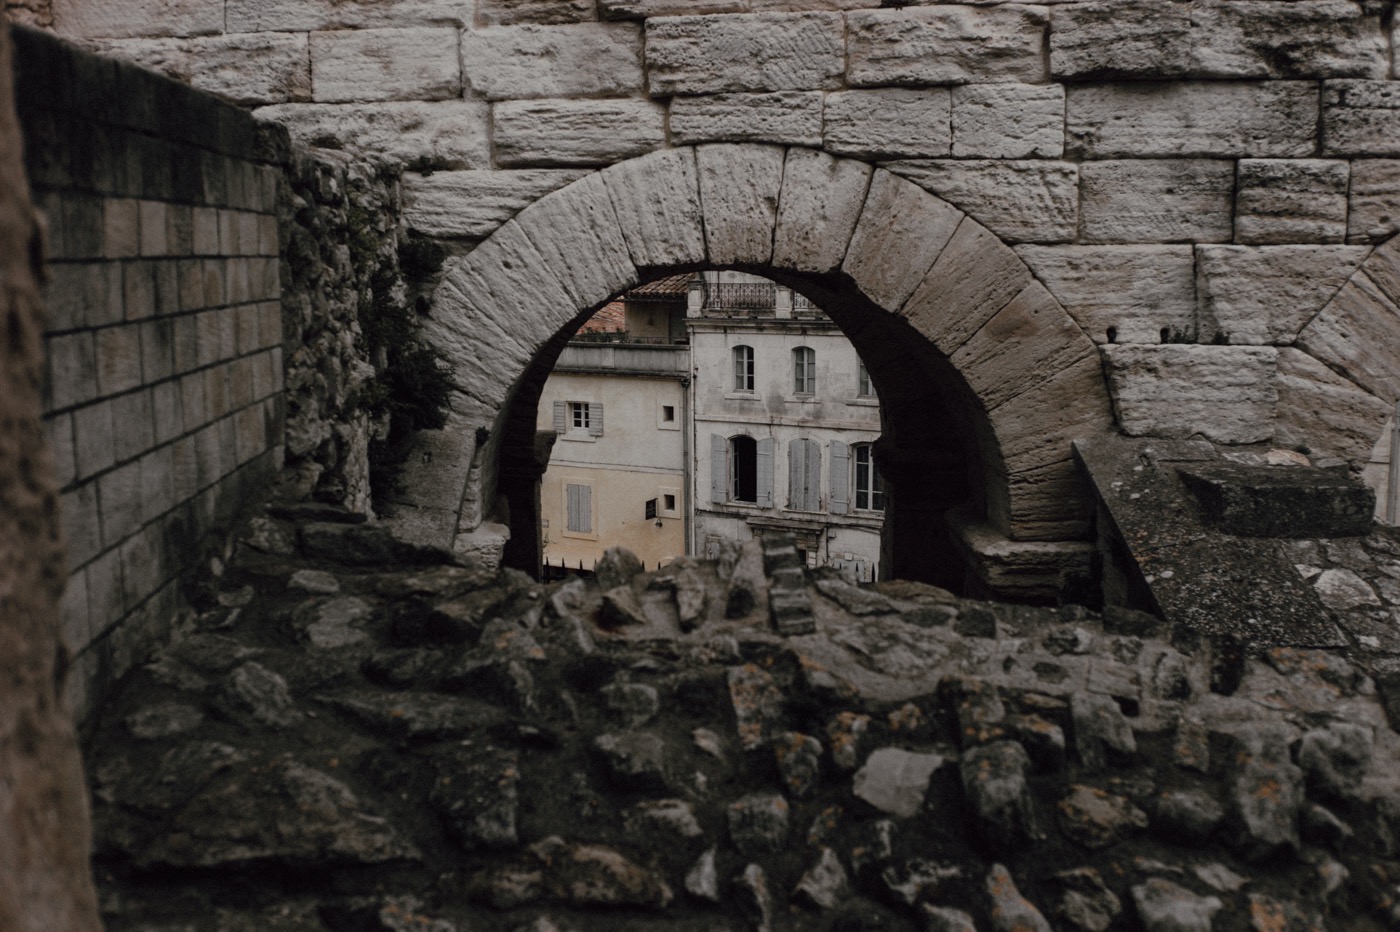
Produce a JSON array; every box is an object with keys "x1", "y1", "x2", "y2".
[
  {"x1": 589, "y1": 402, "x2": 604, "y2": 437},
  {"x1": 829, "y1": 441, "x2": 850, "y2": 514},
  {"x1": 804, "y1": 439, "x2": 822, "y2": 511},
  {"x1": 566, "y1": 483, "x2": 592, "y2": 533},
  {"x1": 756, "y1": 438, "x2": 775, "y2": 508},
  {"x1": 788, "y1": 439, "x2": 806, "y2": 510},
  {"x1": 553, "y1": 401, "x2": 566, "y2": 433},
  {"x1": 710, "y1": 434, "x2": 728, "y2": 505}
]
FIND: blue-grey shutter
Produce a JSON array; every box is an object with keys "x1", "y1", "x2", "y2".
[
  {"x1": 566, "y1": 483, "x2": 580, "y2": 531},
  {"x1": 579, "y1": 484, "x2": 592, "y2": 533},
  {"x1": 756, "y1": 438, "x2": 774, "y2": 508},
  {"x1": 804, "y1": 439, "x2": 821, "y2": 511},
  {"x1": 788, "y1": 439, "x2": 805, "y2": 509},
  {"x1": 710, "y1": 434, "x2": 728, "y2": 504},
  {"x1": 829, "y1": 441, "x2": 850, "y2": 514},
  {"x1": 553, "y1": 401, "x2": 566, "y2": 433},
  {"x1": 589, "y1": 402, "x2": 604, "y2": 437}
]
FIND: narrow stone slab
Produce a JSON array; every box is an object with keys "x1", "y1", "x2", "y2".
[
  {"x1": 478, "y1": 0, "x2": 594, "y2": 25},
  {"x1": 1066, "y1": 82, "x2": 1317, "y2": 159},
  {"x1": 88, "y1": 34, "x2": 310, "y2": 106},
  {"x1": 52, "y1": 0, "x2": 224, "y2": 37},
  {"x1": 886, "y1": 160, "x2": 1078, "y2": 245},
  {"x1": 1296, "y1": 271, "x2": 1400, "y2": 399},
  {"x1": 512, "y1": 172, "x2": 638, "y2": 311},
  {"x1": 1017, "y1": 245, "x2": 1195, "y2": 345},
  {"x1": 254, "y1": 101, "x2": 490, "y2": 170},
  {"x1": 1195, "y1": 245, "x2": 1369, "y2": 345},
  {"x1": 1348, "y1": 159, "x2": 1400, "y2": 243},
  {"x1": 1050, "y1": 0, "x2": 1386, "y2": 80},
  {"x1": 670, "y1": 92, "x2": 822, "y2": 147},
  {"x1": 697, "y1": 144, "x2": 784, "y2": 268},
  {"x1": 1177, "y1": 462, "x2": 1374, "y2": 538},
  {"x1": 227, "y1": 0, "x2": 471, "y2": 31},
  {"x1": 1103, "y1": 345, "x2": 1278, "y2": 444},
  {"x1": 309, "y1": 27, "x2": 460, "y2": 103},
  {"x1": 493, "y1": 98, "x2": 666, "y2": 167},
  {"x1": 402, "y1": 169, "x2": 589, "y2": 238},
  {"x1": 461, "y1": 23, "x2": 642, "y2": 100},
  {"x1": 772, "y1": 148, "x2": 871, "y2": 275},
  {"x1": 847, "y1": 6, "x2": 1048, "y2": 86},
  {"x1": 823, "y1": 88, "x2": 951, "y2": 160},
  {"x1": 1080, "y1": 160, "x2": 1235, "y2": 244},
  {"x1": 602, "y1": 149, "x2": 705, "y2": 271},
  {"x1": 1324, "y1": 80, "x2": 1400, "y2": 156},
  {"x1": 952, "y1": 281, "x2": 1095, "y2": 411},
  {"x1": 1276, "y1": 348, "x2": 1391, "y2": 466},
  {"x1": 1235, "y1": 159, "x2": 1348, "y2": 245},
  {"x1": 645, "y1": 12, "x2": 845, "y2": 95},
  {"x1": 952, "y1": 84, "x2": 1064, "y2": 159},
  {"x1": 843, "y1": 171, "x2": 962, "y2": 314},
  {"x1": 902, "y1": 216, "x2": 1031, "y2": 355}
]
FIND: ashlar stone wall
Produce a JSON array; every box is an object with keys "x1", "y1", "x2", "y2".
[{"x1": 36, "y1": 0, "x2": 1400, "y2": 568}]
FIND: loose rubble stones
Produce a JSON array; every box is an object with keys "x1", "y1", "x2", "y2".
[{"x1": 82, "y1": 509, "x2": 1400, "y2": 931}]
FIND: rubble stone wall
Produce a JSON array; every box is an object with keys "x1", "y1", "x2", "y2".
[
  {"x1": 14, "y1": 27, "x2": 286, "y2": 719},
  {"x1": 42, "y1": 0, "x2": 1400, "y2": 547}
]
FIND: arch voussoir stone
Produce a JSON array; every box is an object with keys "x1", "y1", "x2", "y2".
[
  {"x1": 697, "y1": 143, "x2": 785, "y2": 268},
  {"x1": 601, "y1": 147, "x2": 706, "y2": 272},
  {"x1": 1296, "y1": 270, "x2": 1400, "y2": 401},
  {"x1": 511, "y1": 171, "x2": 639, "y2": 313},
  {"x1": 951, "y1": 280, "x2": 1097, "y2": 412},
  {"x1": 841, "y1": 169, "x2": 962, "y2": 312},
  {"x1": 772, "y1": 147, "x2": 871, "y2": 275},
  {"x1": 902, "y1": 214, "x2": 1033, "y2": 356}
]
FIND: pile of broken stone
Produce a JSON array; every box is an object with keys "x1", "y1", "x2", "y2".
[{"x1": 85, "y1": 505, "x2": 1400, "y2": 931}]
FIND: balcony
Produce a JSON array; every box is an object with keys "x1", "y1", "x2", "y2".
[
  {"x1": 555, "y1": 341, "x2": 690, "y2": 377},
  {"x1": 701, "y1": 281, "x2": 776, "y2": 312}
]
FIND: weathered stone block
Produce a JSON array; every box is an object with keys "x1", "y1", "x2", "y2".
[
  {"x1": 1017, "y1": 245, "x2": 1195, "y2": 344},
  {"x1": 96, "y1": 325, "x2": 143, "y2": 396},
  {"x1": 462, "y1": 23, "x2": 642, "y2": 100},
  {"x1": 771, "y1": 147, "x2": 871, "y2": 275},
  {"x1": 494, "y1": 99, "x2": 666, "y2": 167},
  {"x1": 1235, "y1": 159, "x2": 1348, "y2": 245},
  {"x1": 403, "y1": 169, "x2": 589, "y2": 239},
  {"x1": 1067, "y1": 82, "x2": 1316, "y2": 158},
  {"x1": 88, "y1": 34, "x2": 311, "y2": 106},
  {"x1": 1276, "y1": 348, "x2": 1392, "y2": 466},
  {"x1": 511, "y1": 172, "x2": 638, "y2": 312},
  {"x1": 669, "y1": 92, "x2": 822, "y2": 147},
  {"x1": 1347, "y1": 159, "x2": 1400, "y2": 243},
  {"x1": 478, "y1": 0, "x2": 594, "y2": 25},
  {"x1": 254, "y1": 101, "x2": 490, "y2": 170},
  {"x1": 602, "y1": 149, "x2": 706, "y2": 271},
  {"x1": 52, "y1": 0, "x2": 223, "y2": 38},
  {"x1": 1080, "y1": 160, "x2": 1235, "y2": 244},
  {"x1": 310, "y1": 28, "x2": 461, "y2": 103},
  {"x1": 601, "y1": 0, "x2": 745, "y2": 18},
  {"x1": 1195, "y1": 245, "x2": 1369, "y2": 345},
  {"x1": 697, "y1": 144, "x2": 785, "y2": 268},
  {"x1": 1324, "y1": 80, "x2": 1400, "y2": 156},
  {"x1": 843, "y1": 171, "x2": 962, "y2": 313},
  {"x1": 886, "y1": 160, "x2": 1078, "y2": 244},
  {"x1": 903, "y1": 216, "x2": 1032, "y2": 355},
  {"x1": 73, "y1": 399, "x2": 115, "y2": 478},
  {"x1": 1297, "y1": 272, "x2": 1400, "y2": 399},
  {"x1": 991, "y1": 354, "x2": 1116, "y2": 475},
  {"x1": 952, "y1": 281, "x2": 1095, "y2": 411},
  {"x1": 1103, "y1": 345, "x2": 1278, "y2": 443},
  {"x1": 848, "y1": 6, "x2": 1047, "y2": 86},
  {"x1": 1360, "y1": 235, "x2": 1400, "y2": 308},
  {"x1": 227, "y1": 0, "x2": 472, "y2": 32},
  {"x1": 646, "y1": 12, "x2": 845, "y2": 96},
  {"x1": 1050, "y1": 0, "x2": 1386, "y2": 80},
  {"x1": 1178, "y1": 462, "x2": 1374, "y2": 538},
  {"x1": 952, "y1": 84, "x2": 1064, "y2": 159},
  {"x1": 823, "y1": 88, "x2": 951, "y2": 159}
]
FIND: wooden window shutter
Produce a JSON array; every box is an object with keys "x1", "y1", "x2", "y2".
[{"x1": 829, "y1": 441, "x2": 850, "y2": 514}]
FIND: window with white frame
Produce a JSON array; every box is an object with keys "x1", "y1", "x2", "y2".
[
  {"x1": 857, "y1": 361, "x2": 875, "y2": 398},
  {"x1": 553, "y1": 400, "x2": 603, "y2": 438},
  {"x1": 733, "y1": 345, "x2": 755, "y2": 392},
  {"x1": 570, "y1": 401, "x2": 591, "y2": 430},
  {"x1": 853, "y1": 443, "x2": 884, "y2": 512},
  {"x1": 793, "y1": 346, "x2": 815, "y2": 395}
]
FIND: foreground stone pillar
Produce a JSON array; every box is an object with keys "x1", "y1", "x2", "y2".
[{"x1": 0, "y1": 26, "x2": 102, "y2": 932}]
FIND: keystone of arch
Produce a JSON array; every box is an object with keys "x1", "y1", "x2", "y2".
[{"x1": 410, "y1": 144, "x2": 1113, "y2": 552}]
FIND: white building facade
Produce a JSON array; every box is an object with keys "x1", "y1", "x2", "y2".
[{"x1": 688, "y1": 272, "x2": 885, "y2": 580}]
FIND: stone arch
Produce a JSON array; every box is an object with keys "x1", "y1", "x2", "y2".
[{"x1": 402, "y1": 144, "x2": 1115, "y2": 594}]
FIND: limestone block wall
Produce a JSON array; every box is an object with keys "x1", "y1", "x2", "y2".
[
  {"x1": 40, "y1": 0, "x2": 1400, "y2": 541},
  {"x1": 14, "y1": 27, "x2": 285, "y2": 719}
]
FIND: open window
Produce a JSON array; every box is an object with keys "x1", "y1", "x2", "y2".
[{"x1": 710, "y1": 434, "x2": 773, "y2": 507}]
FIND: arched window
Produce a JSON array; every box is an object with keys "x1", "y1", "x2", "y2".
[
  {"x1": 793, "y1": 346, "x2": 815, "y2": 395},
  {"x1": 853, "y1": 443, "x2": 885, "y2": 512},
  {"x1": 733, "y1": 344, "x2": 754, "y2": 391}
]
